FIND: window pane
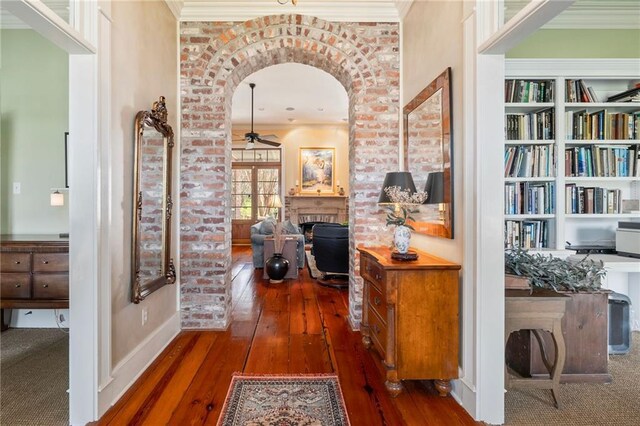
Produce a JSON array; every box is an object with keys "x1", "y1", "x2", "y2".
[
  {"x1": 268, "y1": 150, "x2": 281, "y2": 162},
  {"x1": 242, "y1": 151, "x2": 254, "y2": 162},
  {"x1": 258, "y1": 168, "x2": 278, "y2": 182},
  {"x1": 254, "y1": 150, "x2": 267, "y2": 162},
  {"x1": 232, "y1": 150, "x2": 242, "y2": 161}
]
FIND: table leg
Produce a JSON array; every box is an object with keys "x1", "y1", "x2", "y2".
[
  {"x1": 550, "y1": 320, "x2": 566, "y2": 409},
  {"x1": 1, "y1": 309, "x2": 10, "y2": 331}
]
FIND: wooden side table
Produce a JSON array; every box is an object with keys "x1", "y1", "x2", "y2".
[
  {"x1": 263, "y1": 237, "x2": 298, "y2": 280},
  {"x1": 505, "y1": 289, "x2": 568, "y2": 408}
]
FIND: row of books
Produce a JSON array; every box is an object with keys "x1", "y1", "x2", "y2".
[
  {"x1": 504, "y1": 145, "x2": 555, "y2": 178},
  {"x1": 505, "y1": 182, "x2": 555, "y2": 215},
  {"x1": 506, "y1": 109, "x2": 555, "y2": 140},
  {"x1": 504, "y1": 220, "x2": 549, "y2": 249},
  {"x1": 505, "y1": 79, "x2": 554, "y2": 103},
  {"x1": 565, "y1": 185, "x2": 622, "y2": 214},
  {"x1": 565, "y1": 79, "x2": 598, "y2": 103},
  {"x1": 565, "y1": 145, "x2": 639, "y2": 177},
  {"x1": 566, "y1": 110, "x2": 640, "y2": 140}
]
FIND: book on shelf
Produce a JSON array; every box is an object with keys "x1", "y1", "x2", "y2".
[
  {"x1": 565, "y1": 184, "x2": 623, "y2": 214},
  {"x1": 505, "y1": 108, "x2": 555, "y2": 140},
  {"x1": 565, "y1": 145, "x2": 638, "y2": 177},
  {"x1": 607, "y1": 85, "x2": 640, "y2": 103},
  {"x1": 566, "y1": 110, "x2": 640, "y2": 140},
  {"x1": 504, "y1": 220, "x2": 548, "y2": 249},
  {"x1": 504, "y1": 181, "x2": 555, "y2": 215},
  {"x1": 505, "y1": 79, "x2": 554, "y2": 103},
  {"x1": 566, "y1": 79, "x2": 598, "y2": 103}
]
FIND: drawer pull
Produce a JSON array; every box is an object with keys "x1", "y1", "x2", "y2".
[
  {"x1": 42, "y1": 284, "x2": 49, "y2": 288},
  {"x1": 15, "y1": 261, "x2": 21, "y2": 264},
  {"x1": 365, "y1": 265, "x2": 370, "y2": 272},
  {"x1": 375, "y1": 273, "x2": 382, "y2": 281},
  {"x1": 43, "y1": 260, "x2": 49, "y2": 264},
  {"x1": 373, "y1": 324, "x2": 381, "y2": 334},
  {"x1": 15, "y1": 284, "x2": 21, "y2": 288},
  {"x1": 374, "y1": 296, "x2": 382, "y2": 306}
]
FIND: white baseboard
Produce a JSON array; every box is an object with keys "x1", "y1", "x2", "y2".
[
  {"x1": 97, "y1": 311, "x2": 180, "y2": 416},
  {"x1": 451, "y1": 376, "x2": 478, "y2": 422}
]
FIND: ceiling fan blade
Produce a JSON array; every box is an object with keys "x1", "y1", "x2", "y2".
[
  {"x1": 256, "y1": 137, "x2": 281, "y2": 147},
  {"x1": 260, "y1": 134, "x2": 279, "y2": 140}
]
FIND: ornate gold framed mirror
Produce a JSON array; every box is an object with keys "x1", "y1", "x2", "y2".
[
  {"x1": 131, "y1": 96, "x2": 176, "y2": 303},
  {"x1": 404, "y1": 68, "x2": 454, "y2": 239}
]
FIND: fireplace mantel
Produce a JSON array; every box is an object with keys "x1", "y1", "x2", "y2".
[{"x1": 285, "y1": 195, "x2": 348, "y2": 225}]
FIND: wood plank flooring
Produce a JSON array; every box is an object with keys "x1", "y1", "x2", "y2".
[{"x1": 98, "y1": 246, "x2": 479, "y2": 425}]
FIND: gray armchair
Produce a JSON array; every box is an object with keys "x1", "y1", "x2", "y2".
[{"x1": 250, "y1": 219, "x2": 305, "y2": 269}]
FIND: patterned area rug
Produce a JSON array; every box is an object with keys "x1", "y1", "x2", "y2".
[{"x1": 217, "y1": 374, "x2": 350, "y2": 426}]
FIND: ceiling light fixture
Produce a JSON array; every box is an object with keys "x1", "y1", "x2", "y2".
[
  {"x1": 277, "y1": 0, "x2": 298, "y2": 5},
  {"x1": 285, "y1": 107, "x2": 295, "y2": 111}
]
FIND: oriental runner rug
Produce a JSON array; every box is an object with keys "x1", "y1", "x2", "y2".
[{"x1": 217, "y1": 374, "x2": 350, "y2": 426}]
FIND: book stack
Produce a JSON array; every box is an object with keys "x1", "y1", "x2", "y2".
[
  {"x1": 505, "y1": 79, "x2": 554, "y2": 103},
  {"x1": 565, "y1": 79, "x2": 598, "y2": 103},
  {"x1": 565, "y1": 145, "x2": 639, "y2": 177},
  {"x1": 505, "y1": 108, "x2": 555, "y2": 140},
  {"x1": 565, "y1": 185, "x2": 622, "y2": 214},
  {"x1": 504, "y1": 145, "x2": 555, "y2": 177},
  {"x1": 504, "y1": 182, "x2": 555, "y2": 215},
  {"x1": 566, "y1": 110, "x2": 640, "y2": 140},
  {"x1": 607, "y1": 86, "x2": 640, "y2": 103},
  {"x1": 504, "y1": 220, "x2": 548, "y2": 249}
]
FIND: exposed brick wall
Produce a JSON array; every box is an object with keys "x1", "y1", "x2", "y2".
[{"x1": 180, "y1": 15, "x2": 399, "y2": 329}]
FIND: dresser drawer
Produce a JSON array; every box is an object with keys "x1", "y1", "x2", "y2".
[
  {"x1": 1, "y1": 273, "x2": 31, "y2": 299},
  {"x1": 1, "y1": 253, "x2": 31, "y2": 273},
  {"x1": 33, "y1": 274, "x2": 69, "y2": 299},
  {"x1": 368, "y1": 305, "x2": 388, "y2": 358},
  {"x1": 368, "y1": 280, "x2": 388, "y2": 324},
  {"x1": 33, "y1": 253, "x2": 68, "y2": 273},
  {"x1": 361, "y1": 255, "x2": 385, "y2": 289}
]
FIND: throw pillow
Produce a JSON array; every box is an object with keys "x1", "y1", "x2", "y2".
[
  {"x1": 282, "y1": 220, "x2": 299, "y2": 235},
  {"x1": 260, "y1": 218, "x2": 276, "y2": 235}
]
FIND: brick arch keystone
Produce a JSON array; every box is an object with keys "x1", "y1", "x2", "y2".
[{"x1": 180, "y1": 15, "x2": 399, "y2": 329}]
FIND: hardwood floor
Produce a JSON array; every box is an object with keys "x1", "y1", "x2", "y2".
[{"x1": 98, "y1": 246, "x2": 478, "y2": 425}]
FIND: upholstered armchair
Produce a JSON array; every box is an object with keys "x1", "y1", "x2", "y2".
[
  {"x1": 250, "y1": 218, "x2": 305, "y2": 269},
  {"x1": 311, "y1": 223, "x2": 349, "y2": 280}
]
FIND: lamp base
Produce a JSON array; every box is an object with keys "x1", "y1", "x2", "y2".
[{"x1": 391, "y1": 250, "x2": 418, "y2": 261}]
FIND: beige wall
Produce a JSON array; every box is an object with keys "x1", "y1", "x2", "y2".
[
  {"x1": 110, "y1": 1, "x2": 178, "y2": 366},
  {"x1": 233, "y1": 124, "x2": 349, "y2": 199},
  {"x1": 403, "y1": 0, "x2": 463, "y2": 263}
]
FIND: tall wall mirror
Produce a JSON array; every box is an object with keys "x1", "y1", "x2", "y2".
[
  {"x1": 132, "y1": 96, "x2": 176, "y2": 303},
  {"x1": 404, "y1": 67, "x2": 454, "y2": 239}
]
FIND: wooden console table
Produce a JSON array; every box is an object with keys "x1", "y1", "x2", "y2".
[
  {"x1": 505, "y1": 289, "x2": 568, "y2": 408},
  {"x1": 358, "y1": 245, "x2": 461, "y2": 397},
  {"x1": 1, "y1": 235, "x2": 69, "y2": 331}
]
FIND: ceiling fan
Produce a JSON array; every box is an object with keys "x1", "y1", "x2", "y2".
[{"x1": 234, "y1": 83, "x2": 280, "y2": 149}]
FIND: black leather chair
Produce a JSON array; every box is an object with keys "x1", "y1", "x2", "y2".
[{"x1": 311, "y1": 223, "x2": 349, "y2": 285}]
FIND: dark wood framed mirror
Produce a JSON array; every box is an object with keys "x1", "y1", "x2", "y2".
[
  {"x1": 404, "y1": 67, "x2": 453, "y2": 239},
  {"x1": 131, "y1": 96, "x2": 176, "y2": 303}
]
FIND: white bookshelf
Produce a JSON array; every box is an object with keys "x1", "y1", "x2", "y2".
[{"x1": 505, "y1": 59, "x2": 640, "y2": 251}]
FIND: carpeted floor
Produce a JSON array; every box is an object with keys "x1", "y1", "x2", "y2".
[
  {"x1": 1, "y1": 328, "x2": 69, "y2": 426},
  {"x1": 505, "y1": 331, "x2": 640, "y2": 425}
]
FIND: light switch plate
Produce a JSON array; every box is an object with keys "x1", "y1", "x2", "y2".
[{"x1": 12, "y1": 182, "x2": 21, "y2": 194}]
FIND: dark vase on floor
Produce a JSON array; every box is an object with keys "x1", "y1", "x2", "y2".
[{"x1": 265, "y1": 253, "x2": 289, "y2": 283}]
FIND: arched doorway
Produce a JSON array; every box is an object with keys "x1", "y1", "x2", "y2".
[{"x1": 180, "y1": 14, "x2": 400, "y2": 329}]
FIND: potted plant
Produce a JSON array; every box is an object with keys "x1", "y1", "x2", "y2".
[
  {"x1": 382, "y1": 186, "x2": 427, "y2": 254},
  {"x1": 504, "y1": 248, "x2": 612, "y2": 383}
]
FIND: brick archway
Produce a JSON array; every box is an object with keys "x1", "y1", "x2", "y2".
[{"x1": 180, "y1": 15, "x2": 399, "y2": 329}]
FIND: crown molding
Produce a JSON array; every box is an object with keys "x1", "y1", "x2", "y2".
[
  {"x1": 164, "y1": 0, "x2": 184, "y2": 20},
  {"x1": 395, "y1": 0, "x2": 413, "y2": 20},
  {"x1": 544, "y1": 9, "x2": 640, "y2": 29},
  {"x1": 506, "y1": 58, "x2": 640, "y2": 78},
  {"x1": 180, "y1": 1, "x2": 400, "y2": 22}
]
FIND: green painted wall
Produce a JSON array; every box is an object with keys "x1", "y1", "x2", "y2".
[
  {"x1": 1, "y1": 30, "x2": 69, "y2": 234},
  {"x1": 507, "y1": 29, "x2": 640, "y2": 58}
]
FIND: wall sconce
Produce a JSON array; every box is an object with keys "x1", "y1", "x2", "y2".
[{"x1": 50, "y1": 189, "x2": 65, "y2": 207}]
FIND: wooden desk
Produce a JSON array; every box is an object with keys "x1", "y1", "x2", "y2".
[{"x1": 505, "y1": 289, "x2": 568, "y2": 408}]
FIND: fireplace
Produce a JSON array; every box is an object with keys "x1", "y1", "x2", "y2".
[{"x1": 285, "y1": 196, "x2": 348, "y2": 226}]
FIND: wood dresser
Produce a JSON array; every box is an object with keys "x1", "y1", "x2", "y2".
[
  {"x1": 0, "y1": 235, "x2": 69, "y2": 331},
  {"x1": 357, "y1": 245, "x2": 461, "y2": 397}
]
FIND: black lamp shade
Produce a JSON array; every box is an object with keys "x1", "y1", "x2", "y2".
[
  {"x1": 424, "y1": 171, "x2": 444, "y2": 204},
  {"x1": 378, "y1": 172, "x2": 417, "y2": 204}
]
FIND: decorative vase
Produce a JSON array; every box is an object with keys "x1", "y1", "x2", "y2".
[
  {"x1": 394, "y1": 225, "x2": 411, "y2": 254},
  {"x1": 265, "y1": 253, "x2": 289, "y2": 283}
]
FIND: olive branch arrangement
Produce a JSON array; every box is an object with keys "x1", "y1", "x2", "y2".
[{"x1": 383, "y1": 186, "x2": 428, "y2": 230}]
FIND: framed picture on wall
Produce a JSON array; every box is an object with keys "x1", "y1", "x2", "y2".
[{"x1": 299, "y1": 147, "x2": 335, "y2": 194}]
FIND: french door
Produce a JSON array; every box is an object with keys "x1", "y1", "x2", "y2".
[{"x1": 231, "y1": 149, "x2": 281, "y2": 244}]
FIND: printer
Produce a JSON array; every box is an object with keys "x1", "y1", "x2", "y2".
[{"x1": 616, "y1": 222, "x2": 640, "y2": 258}]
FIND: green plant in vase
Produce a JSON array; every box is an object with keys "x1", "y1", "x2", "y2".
[{"x1": 383, "y1": 186, "x2": 427, "y2": 254}]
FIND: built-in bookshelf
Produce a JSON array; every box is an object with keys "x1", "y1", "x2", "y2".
[{"x1": 504, "y1": 60, "x2": 640, "y2": 250}]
